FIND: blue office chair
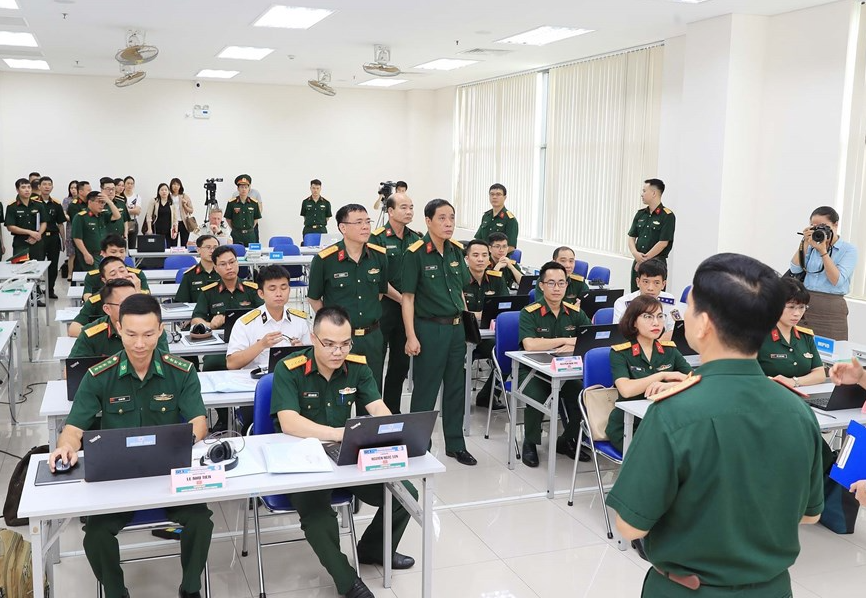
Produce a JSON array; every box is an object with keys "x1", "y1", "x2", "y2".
[
  {"x1": 241, "y1": 374, "x2": 357, "y2": 598},
  {"x1": 228, "y1": 244, "x2": 246, "y2": 257},
  {"x1": 272, "y1": 244, "x2": 309, "y2": 300},
  {"x1": 123, "y1": 256, "x2": 134, "y2": 267},
  {"x1": 573, "y1": 260, "x2": 589, "y2": 280},
  {"x1": 164, "y1": 255, "x2": 197, "y2": 271},
  {"x1": 592, "y1": 308, "x2": 614, "y2": 325},
  {"x1": 174, "y1": 268, "x2": 186, "y2": 284},
  {"x1": 680, "y1": 285, "x2": 692, "y2": 304},
  {"x1": 528, "y1": 289, "x2": 536, "y2": 303},
  {"x1": 302, "y1": 233, "x2": 321, "y2": 247},
  {"x1": 268, "y1": 236, "x2": 294, "y2": 247},
  {"x1": 510, "y1": 249, "x2": 522, "y2": 263},
  {"x1": 567, "y1": 347, "x2": 622, "y2": 540},
  {"x1": 485, "y1": 312, "x2": 522, "y2": 459},
  {"x1": 587, "y1": 266, "x2": 611, "y2": 286}
]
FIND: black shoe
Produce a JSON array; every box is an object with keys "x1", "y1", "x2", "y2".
[
  {"x1": 36, "y1": 300, "x2": 45, "y2": 307},
  {"x1": 178, "y1": 587, "x2": 201, "y2": 598},
  {"x1": 48, "y1": 292, "x2": 58, "y2": 299},
  {"x1": 209, "y1": 420, "x2": 227, "y2": 434},
  {"x1": 556, "y1": 437, "x2": 577, "y2": 459},
  {"x1": 522, "y1": 441, "x2": 539, "y2": 467},
  {"x1": 358, "y1": 551, "x2": 415, "y2": 569},
  {"x1": 631, "y1": 539, "x2": 649, "y2": 562},
  {"x1": 344, "y1": 577, "x2": 374, "y2": 598},
  {"x1": 579, "y1": 447, "x2": 592, "y2": 462},
  {"x1": 475, "y1": 397, "x2": 506, "y2": 410},
  {"x1": 445, "y1": 449, "x2": 477, "y2": 466}
]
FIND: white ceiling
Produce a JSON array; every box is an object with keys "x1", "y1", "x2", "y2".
[{"x1": 0, "y1": 0, "x2": 842, "y2": 90}]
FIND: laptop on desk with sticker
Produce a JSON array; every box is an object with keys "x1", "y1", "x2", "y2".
[
  {"x1": 522, "y1": 323, "x2": 627, "y2": 366},
  {"x1": 322, "y1": 411, "x2": 438, "y2": 466}
]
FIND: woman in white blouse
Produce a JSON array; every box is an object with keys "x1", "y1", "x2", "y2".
[{"x1": 170, "y1": 177, "x2": 195, "y2": 247}]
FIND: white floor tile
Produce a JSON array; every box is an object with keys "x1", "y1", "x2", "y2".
[{"x1": 389, "y1": 560, "x2": 540, "y2": 598}]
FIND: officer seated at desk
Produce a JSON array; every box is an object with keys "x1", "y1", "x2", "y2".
[
  {"x1": 69, "y1": 256, "x2": 147, "y2": 338},
  {"x1": 534, "y1": 246, "x2": 588, "y2": 304},
  {"x1": 612, "y1": 258, "x2": 677, "y2": 341},
  {"x1": 81, "y1": 234, "x2": 150, "y2": 301},
  {"x1": 271, "y1": 306, "x2": 417, "y2": 598},
  {"x1": 49, "y1": 294, "x2": 213, "y2": 598}
]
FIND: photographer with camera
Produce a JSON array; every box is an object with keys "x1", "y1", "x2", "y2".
[{"x1": 788, "y1": 206, "x2": 858, "y2": 340}]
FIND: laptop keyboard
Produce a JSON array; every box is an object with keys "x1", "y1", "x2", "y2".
[
  {"x1": 805, "y1": 396, "x2": 831, "y2": 409},
  {"x1": 324, "y1": 442, "x2": 342, "y2": 463}
]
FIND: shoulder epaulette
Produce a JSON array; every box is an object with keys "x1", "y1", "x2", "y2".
[
  {"x1": 345, "y1": 353, "x2": 367, "y2": 365},
  {"x1": 663, "y1": 208, "x2": 672, "y2": 214},
  {"x1": 127, "y1": 267, "x2": 141, "y2": 274},
  {"x1": 184, "y1": 265, "x2": 196, "y2": 274},
  {"x1": 612, "y1": 342, "x2": 632, "y2": 352},
  {"x1": 660, "y1": 340, "x2": 677, "y2": 347},
  {"x1": 408, "y1": 239, "x2": 424, "y2": 252},
  {"x1": 367, "y1": 242, "x2": 386, "y2": 254},
  {"x1": 162, "y1": 353, "x2": 193, "y2": 373},
  {"x1": 88, "y1": 355, "x2": 119, "y2": 376},
  {"x1": 372, "y1": 226, "x2": 386, "y2": 236},
  {"x1": 240, "y1": 308, "x2": 261, "y2": 325},
  {"x1": 200, "y1": 282, "x2": 218, "y2": 292},
  {"x1": 563, "y1": 301, "x2": 579, "y2": 311},
  {"x1": 77, "y1": 210, "x2": 86, "y2": 215},
  {"x1": 87, "y1": 269, "x2": 99, "y2": 276},
  {"x1": 249, "y1": 197, "x2": 259, "y2": 203},
  {"x1": 570, "y1": 274, "x2": 585, "y2": 282},
  {"x1": 795, "y1": 325, "x2": 814, "y2": 336},
  {"x1": 486, "y1": 269, "x2": 502, "y2": 277},
  {"x1": 318, "y1": 245, "x2": 339, "y2": 259},
  {"x1": 284, "y1": 355, "x2": 307, "y2": 370},
  {"x1": 88, "y1": 293, "x2": 102, "y2": 304},
  {"x1": 650, "y1": 374, "x2": 701, "y2": 403},
  {"x1": 449, "y1": 239, "x2": 464, "y2": 250},
  {"x1": 506, "y1": 211, "x2": 515, "y2": 219},
  {"x1": 242, "y1": 280, "x2": 258, "y2": 289},
  {"x1": 525, "y1": 303, "x2": 542, "y2": 313},
  {"x1": 288, "y1": 308, "x2": 308, "y2": 319},
  {"x1": 84, "y1": 321, "x2": 109, "y2": 337}
]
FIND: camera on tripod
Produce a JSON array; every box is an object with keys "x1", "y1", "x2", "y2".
[
  {"x1": 378, "y1": 181, "x2": 397, "y2": 200},
  {"x1": 203, "y1": 177, "x2": 223, "y2": 206}
]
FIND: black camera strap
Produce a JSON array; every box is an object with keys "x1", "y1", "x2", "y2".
[{"x1": 804, "y1": 243, "x2": 834, "y2": 275}]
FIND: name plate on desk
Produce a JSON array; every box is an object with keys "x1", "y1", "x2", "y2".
[
  {"x1": 551, "y1": 355, "x2": 582, "y2": 373},
  {"x1": 815, "y1": 336, "x2": 835, "y2": 356},
  {"x1": 248, "y1": 243, "x2": 262, "y2": 251},
  {"x1": 169, "y1": 246, "x2": 189, "y2": 254},
  {"x1": 269, "y1": 251, "x2": 284, "y2": 260},
  {"x1": 171, "y1": 464, "x2": 225, "y2": 493},
  {"x1": 357, "y1": 445, "x2": 408, "y2": 472}
]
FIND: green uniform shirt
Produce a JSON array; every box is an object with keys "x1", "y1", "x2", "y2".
[
  {"x1": 72, "y1": 209, "x2": 114, "y2": 257},
  {"x1": 175, "y1": 264, "x2": 221, "y2": 303},
  {"x1": 490, "y1": 259, "x2": 519, "y2": 289},
  {"x1": 475, "y1": 208, "x2": 518, "y2": 248},
  {"x1": 758, "y1": 325, "x2": 824, "y2": 378},
  {"x1": 192, "y1": 280, "x2": 263, "y2": 321},
  {"x1": 518, "y1": 298, "x2": 590, "y2": 351},
  {"x1": 606, "y1": 359, "x2": 825, "y2": 587},
  {"x1": 5, "y1": 196, "x2": 48, "y2": 250},
  {"x1": 308, "y1": 241, "x2": 388, "y2": 328},
  {"x1": 535, "y1": 274, "x2": 589, "y2": 304},
  {"x1": 463, "y1": 270, "x2": 509, "y2": 312},
  {"x1": 66, "y1": 348, "x2": 204, "y2": 431},
  {"x1": 299, "y1": 197, "x2": 332, "y2": 232},
  {"x1": 105, "y1": 197, "x2": 131, "y2": 238},
  {"x1": 401, "y1": 235, "x2": 470, "y2": 319},
  {"x1": 65, "y1": 198, "x2": 86, "y2": 225},
  {"x1": 627, "y1": 203, "x2": 675, "y2": 257},
  {"x1": 73, "y1": 291, "x2": 151, "y2": 326},
  {"x1": 270, "y1": 348, "x2": 378, "y2": 430},
  {"x1": 69, "y1": 315, "x2": 170, "y2": 358},
  {"x1": 224, "y1": 197, "x2": 261, "y2": 234},
  {"x1": 82, "y1": 267, "x2": 150, "y2": 296},
  {"x1": 371, "y1": 223, "x2": 422, "y2": 293},
  {"x1": 41, "y1": 197, "x2": 67, "y2": 233}
]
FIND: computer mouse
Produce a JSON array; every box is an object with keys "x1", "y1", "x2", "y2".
[{"x1": 53, "y1": 456, "x2": 74, "y2": 473}]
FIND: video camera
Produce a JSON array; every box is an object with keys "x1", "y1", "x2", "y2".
[
  {"x1": 203, "y1": 177, "x2": 223, "y2": 206},
  {"x1": 378, "y1": 181, "x2": 397, "y2": 199}
]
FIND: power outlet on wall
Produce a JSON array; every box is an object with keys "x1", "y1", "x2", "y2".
[{"x1": 193, "y1": 104, "x2": 210, "y2": 119}]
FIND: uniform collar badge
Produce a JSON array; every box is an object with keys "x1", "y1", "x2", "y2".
[
  {"x1": 771, "y1": 328, "x2": 780, "y2": 342},
  {"x1": 154, "y1": 393, "x2": 173, "y2": 401},
  {"x1": 339, "y1": 387, "x2": 357, "y2": 395},
  {"x1": 632, "y1": 343, "x2": 640, "y2": 357}
]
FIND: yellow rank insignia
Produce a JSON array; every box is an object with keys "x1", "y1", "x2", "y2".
[
  {"x1": 570, "y1": 274, "x2": 585, "y2": 282},
  {"x1": 663, "y1": 208, "x2": 672, "y2": 214},
  {"x1": 87, "y1": 269, "x2": 99, "y2": 275},
  {"x1": 318, "y1": 245, "x2": 339, "y2": 259},
  {"x1": 85, "y1": 321, "x2": 109, "y2": 337},
  {"x1": 88, "y1": 293, "x2": 102, "y2": 304},
  {"x1": 345, "y1": 354, "x2": 367, "y2": 365},
  {"x1": 525, "y1": 303, "x2": 542, "y2": 313},
  {"x1": 649, "y1": 374, "x2": 701, "y2": 403},
  {"x1": 200, "y1": 282, "x2": 218, "y2": 292},
  {"x1": 372, "y1": 226, "x2": 386, "y2": 236},
  {"x1": 506, "y1": 211, "x2": 515, "y2": 219},
  {"x1": 285, "y1": 355, "x2": 307, "y2": 370},
  {"x1": 128, "y1": 267, "x2": 142, "y2": 274},
  {"x1": 563, "y1": 301, "x2": 579, "y2": 311},
  {"x1": 486, "y1": 270, "x2": 502, "y2": 277},
  {"x1": 367, "y1": 243, "x2": 386, "y2": 254},
  {"x1": 612, "y1": 342, "x2": 632, "y2": 351},
  {"x1": 795, "y1": 326, "x2": 814, "y2": 336},
  {"x1": 240, "y1": 309, "x2": 262, "y2": 325},
  {"x1": 660, "y1": 340, "x2": 677, "y2": 347},
  {"x1": 449, "y1": 239, "x2": 464, "y2": 250},
  {"x1": 288, "y1": 308, "x2": 308, "y2": 319},
  {"x1": 242, "y1": 281, "x2": 258, "y2": 289},
  {"x1": 407, "y1": 239, "x2": 424, "y2": 253}
]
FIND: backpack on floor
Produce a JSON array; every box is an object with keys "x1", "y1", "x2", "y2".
[
  {"x1": 0, "y1": 528, "x2": 44, "y2": 598},
  {"x1": 3, "y1": 445, "x2": 48, "y2": 527}
]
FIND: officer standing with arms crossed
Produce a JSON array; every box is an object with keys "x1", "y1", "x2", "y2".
[
  {"x1": 300, "y1": 178, "x2": 332, "y2": 237},
  {"x1": 370, "y1": 192, "x2": 421, "y2": 413},
  {"x1": 224, "y1": 174, "x2": 261, "y2": 247},
  {"x1": 606, "y1": 253, "x2": 825, "y2": 598},
  {"x1": 402, "y1": 199, "x2": 477, "y2": 466},
  {"x1": 36, "y1": 176, "x2": 67, "y2": 299},
  {"x1": 49, "y1": 294, "x2": 213, "y2": 598},
  {"x1": 475, "y1": 184, "x2": 518, "y2": 253},
  {"x1": 6, "y1": 178, "x2": 47, "y2": 262},
  {"x1": 627, "y1": 178, "x2": 675, "y2": 292}
]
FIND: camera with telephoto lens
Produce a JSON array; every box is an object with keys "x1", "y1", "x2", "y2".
[
  {"x1": 378, "y1": 181, "x2": 397, "y2": 198},
  {"x1": 810, "y1": 224, "x2": 833, "y2": 244},
  {"x1": 203, "y1": 178, "x2": 223, "y2": 206}
]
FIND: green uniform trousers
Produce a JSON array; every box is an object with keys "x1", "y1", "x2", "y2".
[
  {"x1": 631, "y1": 258, "x2": 667, "y2": 292},
  {"x1": 302, "y1": 226, "x2": 328, "y2": 236},
  {"x1": 521, "y1": 377, "x2": 582, "y2": 445},
  {"x1": 232, "y1": 229, "x2": 258, "y2": 247},
  {"x1": 380, "y1": 298, "x2": 410, "y2": 414},
  {"x1": 410, "y1": 318, "x2": 466, "y2": 452},
  {"x1": 289, "y1": 481, "x2": 417, "y2": 595},
  {"x1": 351, "y1": 328, "x2": 384, "y2": 417},
  {"x1": 44, "y1": 233, "x2": 61, "y2": 294},
  {"x1": 474, "y1": 339, "x2": 497, "y2": 405},
  {"x1": 83, "y1": 503, "x2": 213, "y2": 598},
  {"x1": 641, "y1": 567, "x2": 791, "y2": 598}
]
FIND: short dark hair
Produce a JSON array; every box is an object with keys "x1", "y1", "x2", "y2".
[
  {"x1": 637, "y1": 258, "x2": 667, "y2": 280},
  {"x1": 618, "y1": 294, "x2": 663, "y2": 340},
  {"x1": 119, "y1": 293, "x2": 162, "y2": 324},
  {"x1": 487, "y1": 232, "x2": 508, "y2": 245},
  {"x1": 100, "y1": 234, "x2": 126, "y2": 252},
  {"x1": 39, "y1": 176, "x2": 53, "y2": 185},
  {"x1": 78, "y1": 180, "x2": 90, "y2": 189},
  {"x1": 14, "y1": 178, "x2": 29, "y2": 190},
  {"x1": 691, "y1": 253, "x2": 785, "y2": 355},
  {"x1": 86, "y1": 190, "x2": 102, "y2": 202},
  {"x1": 395, "y1": 180, "x2": 408, "y2": 190},
  {"x1": 212, "y1": 245, "x2": 237, "y2": 263},
  {"x1": 28, "y1": 171, "x2": 40, "y2": 179},
  {"x1": 489, "y1": 183, "x2": 507, "y2": 196},
  {"x1": 100, "y1": 277, "x2": 136, "y2": 302},
  {"x1": 196, "y1": 234, "x2": 217, "y2": 248},
  {"x1": 644, "y1": 178, "x2": 665, "y2": 195},
  {"x1": 810, "y1": 206, "x2": 839, "y2": 224},
  {"x1": 464, "y1": 239, "x2": 489, "y2": 256},
  {"x1": 98, "y1": 256, "x2": 126, "y2": 278},
  {"x1": 313, "y1": 305, "x2": 350, "y2": 332},
  {"x1": 780, "y1": 276, "x2": 810, "y2": 306},
  {"x1": 170, "y1": 177, "x2": 184, "y2": 194},
  {"x1": 256, "y1": 265, "x2": 291, "y2": 286},
  {"x1": 310, "y1": 179, "x2": 322, "y2": 186},
  {"x1": 552, "y1": 246, "x2": 574, "y2": 260},
  {"x1": 336, "y1": 203, "x2": 367, "y2": 224},
  {"x1": 424, "y1": 198, "x2": 453, "y2": 219},
  {"x1": 99, "y1": 177, "x2": 115, "y2": 189},
  {"x1": 539, "y1": 261, "x2": 567, "y2": 282}
]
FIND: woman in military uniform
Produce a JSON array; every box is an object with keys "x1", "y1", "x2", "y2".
[{"x1": 606, "y1": 295, "x2": 692, "y2": 452}]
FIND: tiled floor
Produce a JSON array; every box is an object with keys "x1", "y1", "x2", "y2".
[{"x1": 3, "y1": 277, "x2": 866, "y2": 597}]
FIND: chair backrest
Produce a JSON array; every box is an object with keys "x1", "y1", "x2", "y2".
[
  {"x1": 164, "y1": 255, "x2": 197, "y2": 270},
  {"x1": 583, "y1": 347, "x2": 613, "y2": 388},
  {"x1": 271, "y1": 244, "x2": 293, "y2": 255},
  {"x1": 269, "y1": 236, "x2": 294, "y2": 247},
  {"x1": 252, "y1": 373, "x2": 275, "y2": 435},
  {"x1": 587, "y1": 266, "x2": 611, "y2": 285},
  {"x1": 272, "y1": 244, "x2": 303, "y2": 277},
  {"x1": 573, "y1": 260, "x2": 589, "y2": 279},
  {"x1": 680, "y1": 285, "x2": 692, "y2": 304},
  {"x1": 494, "y1": 311, "x2": 521, "y2": 377},
  {"x1": 303, "y1": 233, "x2": 321, "y2": 247},
  {"x1": 228, "y1": 243, "x2": 247, "y2": 257},
  {"x1": 174, "y1": 268, "x2": 185, "y2": 284},
  {"x1": 592, "y1": 307, "x2": 614, "y2": 325},
  {"x1": 123, "y1": 256, "x2": 134, "y2": 267},
  {"x1": 528, "y1": 288, "x2": 536, "y2": 303},
  {"x1": 510, "y1": 249, "x2": 522, "y2": 263}
]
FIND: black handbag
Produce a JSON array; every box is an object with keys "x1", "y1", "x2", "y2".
[
  {"x1": 462, "y1": 311, "x2": 482, "y2": 345},
  {"x1": 783, "y1": 245, "x2": 806, "y2": 282}
]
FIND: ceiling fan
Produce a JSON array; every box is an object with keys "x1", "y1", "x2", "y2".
[
  {"x1": 115, "y1": 64, "x2": 146, "y2": 88},
  {"x1": 307, "y1": 69, "x2": 336, "y2": 96},
  {"x1": 362, "y1": 45, "x2": 401, "y2": 77},
  {"x1": 115, "y1": 29, "x2": 159, "y2": 66}
]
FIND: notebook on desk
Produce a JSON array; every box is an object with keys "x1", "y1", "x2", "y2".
[
  {"x1": 522, "y1": 323, "x2": 627, "y2": 366},
  {"x1": 322, "y1": 411, "x2": 438, "y2": 466}
]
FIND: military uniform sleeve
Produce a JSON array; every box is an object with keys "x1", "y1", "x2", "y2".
[
  {"x1": 627, "y1": 212, "x2": 640, "y2": 238},
  {"x1": 68, "y1": 334, "x2": 95, "y2": 359},
  {"x1": 271, "y1": 361, "x2": 302, "y2": 417},
  {"x1": 459, "y1": 256, "x2": 471, "y2": 287},
  {"x1": 506, "y1": 216, "x2": 518, "y2": 248},
  {"x1": 73, "y1": 301, "x2": 97, "y2": 326},
  {"x1": 224, "y1": 202, "x2": 234, "y2": 224},
  {"x1": 157, "y1": 330, "x2": 170, "y2": 353},
  {"x1": 378, "y1": 253, "x2": 388, "y2": 294},
  {"x1": 177, "y1": 368, "x2": 207, "y2": 422},
  {"x1": 82, "y1": 273, "x2": 97, "y2": 295},
  {"x1": 307, "y1": 255, "x2": 325, "y2": 301},
  {"x1": 4, "y1": 206, "x2": 17, "y2": 229},
  {"x1": 71, "y1": 214, "x2": 85, "y2": 240},
  {"x1": 518, "y1": 310, "x2": 534, "y2": 347},
  {"x1": 175, "y1": 273, "x2": 192, "y2": 303},
  {"x1": 805, "y1": 336, "x2": 824, "y2": 370},
  {"x1": 226, "y1": 320, "x2": 252, "y2": 357},
  {"x1": 253, "y1": 202, "x2": 262, "y2": 220},
  {"x1": 473, "y1": 222, "x2": 484, "y2": 241},
  {"x1": 355, "y1": 364, "x2": 381, "y2": 408},
  {"x1": 138, "y1": 272, "x2": 150, "y2": 292},
  {"x1": 325, "y1": 201, "x2": 332, "y2": 219},
  {"x1": 65, "y1": 371, "x2": 103, "y2": 430},
  {"x1": 659, "y1": 212, "x2": 675, "y2": 242},
  {"x1": 577, "y1": 309, "x2": 592, "y2": 327},
  {"x1": 401, "y1": 249, "x2": 420, "y2": 294},
  {"x1": 252, "y1": 291, "x2": 264, "y2": 308},
  {"x1": 191, "y1": 292, "x2": 211, "y2": 320},
  {"x1": 804, "y1": 413, "x2": 826, "y2": 517},
  {"x1": 610, "y1": 349, "x2": 631, "y2": 383},
  {"x1": 672, "y1": 349, "x2": 693, "y2": 375},
  {"x1": 299, "y1": 201, "x2": 307, "y2": 217}
]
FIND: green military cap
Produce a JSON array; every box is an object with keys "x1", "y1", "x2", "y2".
[{"x1": 234, "y1": 174, "x2": 252, "y2": 186}]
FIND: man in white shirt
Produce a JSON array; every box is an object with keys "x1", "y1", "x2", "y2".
[
  {"x1": 226, "y1": 265, "x2": 311, "y2": 372},
  {"x1": 187, "y1": 208, "x2": 233, "y2": 248},
  {"x1": 612, "y1": 258, "x2": 678, "y2": 341}
]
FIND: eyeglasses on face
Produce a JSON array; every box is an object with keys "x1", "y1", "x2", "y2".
[
  {"x1": 639, "y1": 313, "x2": 665, "y2": 322},
  {"x1": 541, "y1": 280, "x2": 568, "y2": 289},
  {"x1": 313, "y1": 334, "x2": 353, "y2": 353}
]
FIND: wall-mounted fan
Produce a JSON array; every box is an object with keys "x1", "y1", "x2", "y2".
[
  {"x1": 307, "y1": 69, "x2": 336, "y2": 96},
  {"x1": 363, "y1": 45, "x2": 400, "y2": 77},
  {"x1": 115, "y1": 65, "x2": 146, "y2": 87},
  {"x1": 115, "y1": 30, "x2": 159, "y2": 66}
]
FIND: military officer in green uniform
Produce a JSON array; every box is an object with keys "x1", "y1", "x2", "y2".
[
  {"x1": 518, "y1": 261, "x2": 592, "y2": 467},
  {"x1": 308, "y1": 204, "x2": 388, "y2": 414},
  {"x1": 535, "y1": 246, "x2": 589, "y2": 304},
  {"x1": 72, "y1": 190, "x2": 122, "y2": 271},
  {"x1": 69, "y1": 279, "x2": 170, "y2": 358},
  {"x1": 175, "y1": 235, "x2": 221, "y2": 303},
  {"x1": 224, "y1": 174, "x2": 261, "y2": 246},
  {"x1": 81, "y1": 235, "x2": 150, "y2": 300},
  {"x1": 606, "y1": 295, "x2": 692, "y2": 452},
  {"x1": 487, "y1": 232, "x2": 523, "y2": 289},
  {"x1": 300, "y1": 178, "x2": 332, "y2": 236},
  {"x1": 370, "y1": 193, "x2": 421, "y2": 413},
  {"x1": 6, "y1": 178, "x2": 47, "y2": 261},
  {"x1": 271, "y1": 306, "x2": 417, "y2": 598},
  {"x1": 36, "y1": 176, "x2": 67, "y2": 298},
  {"x1": 474, "y1": 183, "x2": 518, "y2": 252},
  {"x1": 627, "y1": 178, "x2": 675, "y2": 292},
  {"x1": 49, "y1": 294, "x2": 212, "y2": 598},
  {"x1": 606, "y1": 253, "x2": 825, "y2": 598},
  {"x1": 100, "y1": 177, "x2": 131, "y2": 239},
  {"x1": 402, "y1": 198, "x2": 477, "y2": 466},
  {"x1": 69, "y1": 256, "x2": 147, "y2": 337}
]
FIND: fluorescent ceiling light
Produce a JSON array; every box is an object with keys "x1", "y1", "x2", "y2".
[
  {"x1": 495, "y1": 26, "x2": 594, "y2": 46},
  {"x1": 358, "y1": 78, "x2": 407, "y2": 88},
  {"x1": 413, "y1": 58, "x2": 478, "y2": 71},
  {"x1": 0, "y1": 0, "x2": 20, "y2": 9},
  {"x1": 253, "y1": 5, "x2": 334, "y2": 29},
  {"x1": 217, "y1": 46, "x2": 274, "y2": 61},
  {"x1": 196, "y1": 69, "x2": 239, "y2": 79},
  {"x1": 668, "y1": 0, "x2": 712, "y2": 3},
  {"x1": 3, "y1": 58, "x2": 48, "y2": 70},
  {"x1": 0, "y1": 31, "x2": 37, "y2": 47}
]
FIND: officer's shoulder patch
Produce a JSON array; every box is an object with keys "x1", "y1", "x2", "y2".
[
  {"x1": 87, "y1": 269, "x2": 99, "y2": 275},
  {"x1": 663, "y1": 208, "x2": 672, "y2": 215},
  {"x1": 649, "y1": 374, "x2": 701, "y2": 403},
  {"x1": 288, "y1": 308, "x2": 308, "y2": 319},
  {"x1": 84, "y1": 321, "x2": 109, "y2": 337},
  {"x1": 77, "y1": 210, "x2": 87, "y2": 216},
  {"x1": 240, "y1": 308, "x2": 261, "y2": 325},
  {"x1": 345, "y1": 353, "x2": 367, "y2": 365},
  {"x1": 200, "y1": 282, "x2": 218, "y2": 292},
  {"x1": 88, "y1": 293, "x2": 102, "y2": 304},
  {"x1": 449, "y1": 239, "x2": 464, "y2": 250},
  {"x1": 284, "y1": 355, "x2": 307, "y2": 370},
  {"x1": 485, "y1": 269, "x2": 502, "y2": 277},
  {"x1": 162, "y1": 353, "x2": 193, "y2": 373},
  {"x1": 367, "y1": 242, "x2": 386, "y2": 254},
  {"x1": 660, "y1": 340, "x2": 677, "y2": 348},
  {"x1": 525, "y1": 302, "x2": 542, "y2": 313},
  {"x1": 563, "y1": 301, "x2": 579, "y2": 311},
  {"x1": 127, "y1": 267, "x2": 141, "y2": 274},
  {"x1": 249, "y1": 197, "x2": 259, "y2": 203},
  {"x1": 88, "y1": 355, "x2": 119, "y2": 377},
  {"x1": 372, "y1": 226, "x2": 386, "y2": 236},
  {"x1": 242, "y1": 280, "x2": 258, "y2": 290},
  {"x1": 795, "y1": 325, "x2": 814, "y2": 336},
  {"x1": 318, "y1": 245, "x2": 339, "y2": 259},
  {"x1": 184, "y1": 265, "x2": 197, "y2": 274},
  {"x1": 506, "y1": 211, "x2": 515, "y2": 219},
  {"x1": 570, "y1": 273, "x2": 585, "y2": 282},
  {"x1": 612, "y1": 342, "x2": 632, "y2": 352},
  {"x1": 408, "y1": 240, "x2": 424, "y2": 253}
]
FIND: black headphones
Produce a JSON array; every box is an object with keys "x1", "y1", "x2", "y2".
[{"x1": 199, "y1": 431, "x2": 244, "y2": 471}]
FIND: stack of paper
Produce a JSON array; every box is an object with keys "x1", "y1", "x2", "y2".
[{"x1": 263, "y1": 438, "x2": 333, "y2": 474}]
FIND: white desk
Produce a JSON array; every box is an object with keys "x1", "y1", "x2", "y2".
[
  {"x1": 0, "y1": 280, "x2": 39, "y2": 361},
  {"x1": 299, "y1": 246, "x2": 321, "y2": 255},
  {"x1": 53, "y1": 330, "x2": 228, "y2": 361},
  {"x1": 129, "y1": 248, "x2": 198, "y2": 262},
  {"x1": 0, "y1": 320, "x2": 21, "y2": 422},
  {"x1": 464, "y1": 328, "x2": 496, "y2": 436},
  {"x1": 19, "y1": 433, "x2": 444, "y2": 598},
  {"x1": 72, "y1": 269, "x2": 181, "y2": 284},
  {"x1": 56, "y1": 303, "x2": 197, "y2": 324},
  {"x1": 67, "y1": 283, "x2": 180, "y2": 303},
  {"x1": 0, "y1": 260, "x2": 51, "y2": 327},
  {"x1": 239, "y1": 254, "x2": 312, "y2": 267}
]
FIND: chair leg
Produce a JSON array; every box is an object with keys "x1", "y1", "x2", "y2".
[
  {"x1": 588, "y1": 436, "x2": 614, "y2": 540},
  {"x1": 252, "y1": 500, "x2": 267, "y2": 598},
  {"x1": 568, "y1": 426, "x2": 585, "y2": 507},
  {"x1": 484, "y1": 369, "x2": 501, "y2": 439},
  {"x1": 346, "y1": 502, "x2": 359, "y2": 572},
  {"x1": 204, "y1": 560, "x2": 212, "y2": 598},
  {"x1": 96, "y1": 581, "x2": 103, "y2": 598},
  {"x1": 241, "y1": 498, "x2": 250, "y2": 557}
]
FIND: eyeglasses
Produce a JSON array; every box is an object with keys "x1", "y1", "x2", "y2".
[
  {"x1": 489, "y1": 192, "x2": 505, "y2": 197},
  {"x1": 313, "y1": 334, "x2": 353, "y2": 353},
  {"x1": 103, "y1": 302, "x2": 120, "y2": 307},
  {"x1": 541, "y1": 280, "x2": 568, "y2": 289},
  {"x1": 216, "y1": 259, "x2": 238, "y2": 268},
  {"x1": 784, "y1": 303, "x2": 809, "y2": 312},
  {"x1": 639, "y1": 313, "x2": 666, "y2": 322},
  {"x1": 342, "y1": 219, "x2": 372, "y2": 227}
]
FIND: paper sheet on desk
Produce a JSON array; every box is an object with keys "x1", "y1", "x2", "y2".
[
  {"x1": 198, "y1": 372, "x2": 258, "y2": 393},
  {"x1": 263, "y1": 438, "x2": 333, "y2": 474},
  {"x1": 192, "y1": 441, "x2": 267, "y2": 478},
  {"x1": 55, "y1": 307, "x2": 80, "y2": 322},
  {"x1": 181, "y1": 335, "x2": 225, "y2": 348}
]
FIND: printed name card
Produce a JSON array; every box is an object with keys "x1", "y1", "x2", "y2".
[
  {"x1": 269, "y1": 251, "x2": 284, "y2": 260},
  {"x1": 248, "y1": 243, "x2": 262, "y2": 251},
  {"x1": 814, "y1": 335, "x2": 835, "y2": 356},
  {"x1": 551, "y1": 355, "x2": 582, "y2": 373},
  {"x1": 358, "y1": 445, "x2": 408, "y2": 472},
  {"x1": 171, "y1": 464, "x2": 225, "y2": 493}
]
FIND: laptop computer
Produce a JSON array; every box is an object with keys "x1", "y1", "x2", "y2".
[
  {"x1": 223, "y1": 308, "x2": 253, "y2": 344},
  {"x1": 804, "y1": 384, "x2": 866, "y2": 411},
  {"x1": 82, "y1": 423, "x2": 193, "y2": 482},
  {"x1": 524, "y1": 323, "x2": 627, "y2": 366},
  {"x1": 671, "y1": 321, "x2": 697, "y2": 356},
  {"x1": 136, "y1": 235, "x2": 166, "y2": 253},
  {"x1": 579, "y1": 289, "x2": 625, "y2": 320},
  {"x1": 268, "y1": 345, "x2": 313, "y2": 373},
  {"x1": 64, "y1": 356, "x2": 105, "y2": 401},
  {"x1": 323, "y1": 411, "x2": 438, "y2": 466},
  {"x1": 515, "y1": 274, "x2": 539, "y2": 296},
  {"x1": 479, "y1": 295, "x2": 530, "y2": 329}
]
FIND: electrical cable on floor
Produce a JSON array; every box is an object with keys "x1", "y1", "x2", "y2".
[{"x1": 0, "y1": 448, "x2": 21, "y2": 460}]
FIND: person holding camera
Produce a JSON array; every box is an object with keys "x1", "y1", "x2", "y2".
[{"x1": 788, "y1": 206, "x2": 858, "y2": 340}]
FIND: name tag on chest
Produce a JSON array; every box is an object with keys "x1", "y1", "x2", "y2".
[{"x1": 770, "y1": 353, "x2": 788, "y2": 359}]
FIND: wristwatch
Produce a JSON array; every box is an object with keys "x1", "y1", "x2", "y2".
[{"x1": 792, "y1": 376, "x2": 801, "y2": 387}]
